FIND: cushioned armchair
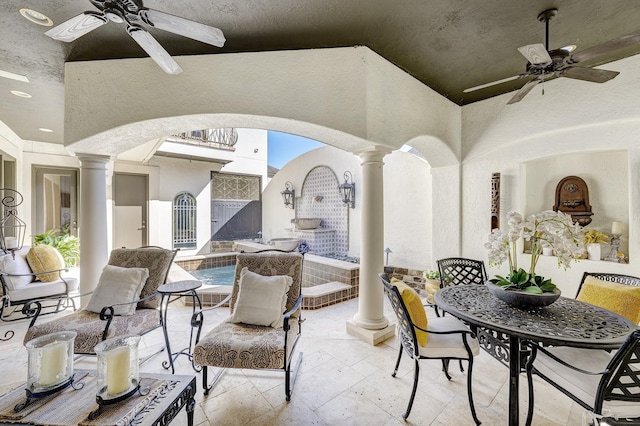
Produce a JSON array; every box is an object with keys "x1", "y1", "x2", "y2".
[
  {"x1": 576, "y1": 272, "x2": 640, "y2": 324},
  {"x1": 192, "y1": 250, "x2": 303, "y2": 401},
  {"x1": 24, "y1": 246, "x2": 176, "y2": 354},
  {"x1": 1, "y1": 246, "x2": 78, "y2": 323},
  {"x1": 524, "y1": 329, "x2": 640, "y2": 424},
  {"x1": 379, "y1": 273, "x2": 481, "y2": 424}
]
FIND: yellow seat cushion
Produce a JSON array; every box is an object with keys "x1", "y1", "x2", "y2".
[
  {"x1": 26, "y1": 245, "x2": 65, "y2": 282},
  {"x1": 391, "y1": 278, "x2": 428, "y2": 346},
  {"x1": 577, "y1": 275, "x2": 640, "y2": 324}
]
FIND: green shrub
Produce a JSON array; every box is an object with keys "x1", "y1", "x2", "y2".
[{"x1": 33, "y1": 229, "x2": 80, "y2": 267}]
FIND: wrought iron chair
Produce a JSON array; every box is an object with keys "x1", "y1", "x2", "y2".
[
  {"x1": 435, "y1": 257, "x2": 487, "y2": 317},
  {"x1": 24, "y1": 246, "x2": 176, "y2": 354},
  {"x1": 575, "y1": 272, "x2": 640, "y2": 325},
  {"x1": 1, "y1": 247, "x2": 78, "y2": 323},
  {"x1": 524, "y1": 329, "x2": 640, "y2": 424},
  {"x1": 192, "y1": 250, "x2": 303, "y2": 401},
  {"x1": 379, "y1": 273, "x2": 481, "y2": 424}
]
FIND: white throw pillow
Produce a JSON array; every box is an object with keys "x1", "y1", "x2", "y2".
[
  {"x1": 86, "y1": 265, "x2": 149, "y2": 316},
  {"x1": 228, "y1": 267, "x2": 293, "y2": 328},
  {"x1": 0, "y1": 249, "x2": 33, "y2": 291}
]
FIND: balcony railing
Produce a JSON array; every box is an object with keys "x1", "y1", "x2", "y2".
[{"x1": 169, "y1": 128, "x2": 238, "y2": 151}]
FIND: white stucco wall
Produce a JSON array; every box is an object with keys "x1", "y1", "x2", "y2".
[
  {"x1": 263, "y1": 146, "x2": 433, "y2": 269},
  {"x1": 460, "y1": 54, "x2": 640, "y2": 298}
]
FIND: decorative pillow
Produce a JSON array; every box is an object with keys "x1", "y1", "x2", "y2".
[
  {"x1": 577, "y1": 275, "x2": 640, "y2": 324},
  {"x1": 86, "y1": 265, "x2": 149, "y2": 316},
  {"x1": 0, "y1": 249, "x2": 33, "y2": 290},
  {"x1": 229, "y1": 267, "x2": 293, "y2": 328},
  {"x1": 391, "y1": 278, "x2": 428, "y2": 346},
  {"x1": 26, "y1": 245, "x2": 65, "y2": 282}
]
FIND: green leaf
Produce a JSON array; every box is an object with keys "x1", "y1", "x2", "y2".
[{"x1": 522, "y1": 286, "x2": 544, "y2": 294}]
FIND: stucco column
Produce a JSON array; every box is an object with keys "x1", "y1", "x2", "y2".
[
  {"x1": 78, "y1": 155, "x2": 110, "y2": 306},
  {"x1": 347, "y1": 148, "x2": 394, "y2": 344}
]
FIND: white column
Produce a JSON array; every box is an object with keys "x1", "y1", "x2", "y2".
[
  {"x1": 78, "y1": 155, "x2": 110, "y2": 306},
  {"x1": 347, "y1": 148, "x2": 394, "y2": 344}
]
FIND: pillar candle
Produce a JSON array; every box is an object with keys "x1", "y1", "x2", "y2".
[
  {"x1": 611, "y1": 221, "x2": 623, "y2": 235},
  {"x1": 39, "y1": 341, "x2": 68, "y2": 386},
  {"x1": 106, "y1": 345, "x2": 131, "y2": 395},
  {"x1": 5, "y1": 237, "x2": 17, "y2": 249}
]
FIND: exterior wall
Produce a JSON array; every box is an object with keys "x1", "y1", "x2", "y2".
[{"x1": 263, "y1": 145, "x2": 433, "y2": 270}]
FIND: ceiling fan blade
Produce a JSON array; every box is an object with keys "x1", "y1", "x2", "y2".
[
  {"x1": 507, "y1": 77, "x2": 542, "y2": 105},
  {"x1": 139, "y1": 9, "x2": 225, "y2": 47},
  {"x1": 561, "y1": 66, "x2": 619, "y2": 83},
  {"x1": 572, "y1": 29, "x2": 640, "y2": 63},
  {"x1": 45, "y1": 12, "x2": 108, "y2": 42},
  {"x1": 517, "y1": 43, "x2": 552, "y2": 65},
  {"x1": 127, "y1": 26, "x2": 183, "y2": 74},
  {"x1": 463, "y1": 74, "x2": 529, "y2": 93}
]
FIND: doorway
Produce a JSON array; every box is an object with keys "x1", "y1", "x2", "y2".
[
  {"x1": 34, "y1": 167, "x2": 78, "y2": 236},
  {"x1": 113, "y1": 173, "x2": 148, "y2": 248}
]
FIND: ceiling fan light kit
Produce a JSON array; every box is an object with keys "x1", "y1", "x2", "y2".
[
  {"x1": 464, "y1": 7, "x2": 635, "y2": 104},
  {"x1": 44, "y1": 0, "x2": 226, "y2": 75}
]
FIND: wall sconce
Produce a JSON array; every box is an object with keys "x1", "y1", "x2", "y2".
[
  {"x1": 338, "y1": 171, "x2": 355, "y2": 209},
  {"x1": 0, "y1": 189, "x2": 26, "y2": 255},
  {"x1": 281, "y1": 181, "x2": 295, "y2": 209}
]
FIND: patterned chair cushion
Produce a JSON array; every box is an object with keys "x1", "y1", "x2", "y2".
[
  {"x1": 193, "y1": 318, "x2": 300, "y2": 369},
  {"x1": 108, "y1": 247, "x2": 176, "y2": 309},
  {"x1": 230, "y1": 252, "x2": 303, "y2": 319},
  {"x1": 24, "y1": 309, "x2": 160, "y2": 354}
]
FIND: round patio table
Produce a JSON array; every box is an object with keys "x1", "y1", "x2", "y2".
[{"x1": 434, "y1": 284, "x2": 637, "y2": 426}]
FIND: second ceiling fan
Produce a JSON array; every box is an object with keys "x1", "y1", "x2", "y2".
[
  {"x1": 45, "y1": 0, "x2": 226, "y2": 75},
  {"x1": 464, "y1": 8, "x2": 640, "y2": 104}
]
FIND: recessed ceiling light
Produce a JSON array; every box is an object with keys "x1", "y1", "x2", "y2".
[
  {"x1": 10, "y1": 90, "x2": 32, "y2": 98},
  {"x1": 19, "y1": 8, "x2": 53, "y2": 26},
  {"x1": 38, "y1": 128, "x2": 54, "y2": 133},
  {"x1": 0, "y1": 69, "x2": 29, "y2": 83}
]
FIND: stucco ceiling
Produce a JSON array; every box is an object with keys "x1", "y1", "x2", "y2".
[{"x1": 2, "y1": 0, "x2": 640, "y2": 145}]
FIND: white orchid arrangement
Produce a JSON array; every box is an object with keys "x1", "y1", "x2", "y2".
[{"x1": 485, "y1": 210, "x2": 585, "y2": 293}]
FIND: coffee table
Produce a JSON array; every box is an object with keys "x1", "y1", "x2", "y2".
[{"x1": 0, "y1": 369, "x2": 196, "y2": 426}]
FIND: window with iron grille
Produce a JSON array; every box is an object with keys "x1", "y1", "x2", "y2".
[{"x1": 173, "y1": 192, "x2": 197, "y2": 249}]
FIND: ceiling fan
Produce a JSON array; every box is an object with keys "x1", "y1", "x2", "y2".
[
  {"x1": 464, "y1": 8, "x2": 640, "y2": 104},
  {"x1": 44, "y1": 0, "x2": 225, "y2": 75}
]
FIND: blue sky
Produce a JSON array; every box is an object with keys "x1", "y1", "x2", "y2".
[{"x1": 267, "y1": 131, "x2": 325, "y2": 169}]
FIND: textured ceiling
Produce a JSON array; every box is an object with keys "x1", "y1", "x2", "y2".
[{"x1": 2, "y1": 0, "x2": 640, "y2": 144}]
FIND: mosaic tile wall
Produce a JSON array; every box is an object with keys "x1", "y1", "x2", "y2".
[{"x1": 292, "y1": 166, "x2": 349, "y2": 254}]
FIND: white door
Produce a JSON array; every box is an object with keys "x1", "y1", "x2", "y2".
[
  {"x1": 114, "y1": 206, "x2": 143, "y2": 249},
  {"x1": 113, "y1": 173, "x2": 147, "y2": 248}
]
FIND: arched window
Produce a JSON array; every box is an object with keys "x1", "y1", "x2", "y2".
[{"x1": 173, "y1": 192, "x2": 197, "y2": 249}]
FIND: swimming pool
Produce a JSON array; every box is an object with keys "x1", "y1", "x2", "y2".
[{"x1": 189, "y1": 264, "x2": 236, "y2": 286}]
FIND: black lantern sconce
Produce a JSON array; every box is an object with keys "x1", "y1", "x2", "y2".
[
  {"x1": 338, "y1": 171, "x2": 356, "y2": 209},
  {"x1": 281, "y1": 181, "x2": 295, "y2": 209},
  {"x1": 0, "y1": 189, "x2": 26, "y2": 256}
]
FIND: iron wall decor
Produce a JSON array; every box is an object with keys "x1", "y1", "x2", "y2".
[{"x1": 491, "y1": 173, "x2": 500, "y2": 230}]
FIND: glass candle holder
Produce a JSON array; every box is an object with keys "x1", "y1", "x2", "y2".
[
  {"x1": 94, "y1": 335, "x2": 140, "y2": 401},
  {"x1": 25, "y1": 331, "x2": 76, "y2": 392}
]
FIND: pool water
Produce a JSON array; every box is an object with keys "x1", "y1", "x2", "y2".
[{"x1": 189, "y1": 265, "x2": 236, "y2": 286}]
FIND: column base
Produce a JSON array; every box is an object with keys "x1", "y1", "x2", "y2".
[{"x1": 346, "y1": 319, "x2": 395, "y2": 346}]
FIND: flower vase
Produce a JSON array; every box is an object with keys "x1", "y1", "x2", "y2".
[{"x1": 586, "y1": 243, "x2": 601, "y2": 261}]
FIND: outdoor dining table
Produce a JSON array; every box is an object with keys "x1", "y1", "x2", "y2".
[{"x1": 434, "y1": 284, "x2": 638, "y2": 426}]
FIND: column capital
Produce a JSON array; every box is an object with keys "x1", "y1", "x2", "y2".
[
  {"x1": 76, "y1": 154, "x2": 112, "y2": 165},
  {"x1": 357, "y1": 146, "x2": 392, "y2": 164}
]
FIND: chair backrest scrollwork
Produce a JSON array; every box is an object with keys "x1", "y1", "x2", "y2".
[{"x1": 437, "y1": 258, "x2": 487, "y2": 288}]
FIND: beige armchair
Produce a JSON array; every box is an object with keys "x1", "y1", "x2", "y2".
[
  {"x1": 192, "y1": 250, "x2": 303, "y2": 401},
  {"x1": 24, "y1": 246, "x2": 176, "y2": 354}
]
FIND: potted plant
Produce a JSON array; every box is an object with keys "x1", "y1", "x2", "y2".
[
  {"x1": 582, "y1": 229, "x2": 611, "y2": 261},
  {"x1": 484, "y1": 210, "x2": 585, "y2": 307},
  {"x1": 423, "y1": 270, "x2": 441, "y2": 304}
]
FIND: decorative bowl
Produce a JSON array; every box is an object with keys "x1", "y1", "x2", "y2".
[
  {"x1": 270, "y1": 238, "x2": 300, "y2": 252},
  {"x1": 486, "y1": 281, "x2": 561, "y2": 309},
  {"x1": 294, "y1": 218, "x2": 322, "y2": 229}
]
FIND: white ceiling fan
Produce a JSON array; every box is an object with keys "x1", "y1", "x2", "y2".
[{"x1": 44, "y1": 0, "x2": 226, "y2": 75}]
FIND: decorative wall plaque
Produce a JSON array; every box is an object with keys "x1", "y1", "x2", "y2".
[
  {"x1": 553, "y1": 176, "x2": 593, "y2": 226},
  {"x1": 491, "y1": 173, "x2": 500, "y2": 230}
]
